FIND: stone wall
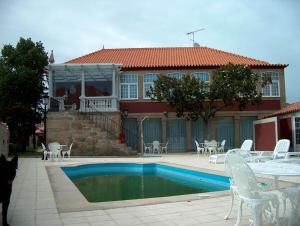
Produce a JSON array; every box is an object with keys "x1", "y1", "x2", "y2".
[
  {"x1": 47, "y1": 112, "x2": 136, "y2": 156},
  {"x1": 0, "y1": 122, "x2": 9, "y2": 157}
]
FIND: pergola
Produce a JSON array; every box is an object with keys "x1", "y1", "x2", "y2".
[{"x1": 48, "y1": 63, "x2": 122, "y2": 112}]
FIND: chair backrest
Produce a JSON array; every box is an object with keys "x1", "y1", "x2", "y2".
[
  {"x1": 162, "y1": 140, "x2": 169, "y2": 148},
  {"x1": 240, "y1": 139, "x2": 253, "y2": 151},
  {"x1": 41, "y1": 143, "x2": 47, "y2": 151},
  {"x1": 220, "y1": 140, "x2": 226, "y2": 148},
  {"x1": 224, "y1": 149, "x2": 238, "y2": 178},
  {"x1": 225, "y1": 152, "x2": 260, "y2": 199},
  {"x1": 48, "y1": 142, "x2": 61, "y2": 152},
  {"x1": 194, "y1": 140, "x2": 200, "y2": 149},
  {"x1": 210, "y1": 140, "x2": 218, "y2": 148},
  {"x1": 153, "y1": 140, "x2": 160, "y2": 148},
  {"x1": 273, "y1": 139, "x2": 290, "y2": 159},
  {"x1": 68, "y1": 143, "x2": 73, "y2": 152}
]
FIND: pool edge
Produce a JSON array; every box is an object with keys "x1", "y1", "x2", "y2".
[{"x1": 47, "y1": 162, "x2": 231, "y2": 213}]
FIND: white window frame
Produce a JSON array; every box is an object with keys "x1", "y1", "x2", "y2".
[
  {"x1": 191, "y1": 72, "x2": 210, "y2": 91},
  {"x1": 168, "y1": 72, "x2": 184, "y2": 80},
  {"x1": 261, "y1": 71, "x2": 280, "y2": 97},
  {"x1": 191, "y1": 72, "x2": 210, "y2": 83},
  {"x1": 119, "y1": 74, "x2": 138, "y2": 100},
  {"x1": 143, "y1": 73, "x2": 160, "y2": 99}
]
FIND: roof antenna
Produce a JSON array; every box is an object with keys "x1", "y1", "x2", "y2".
[{"x1": 186, "y1": 28, "x2": 205, "y2": 47}]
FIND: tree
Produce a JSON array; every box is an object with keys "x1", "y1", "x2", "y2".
[
  {"x1": 0, "y1": 37, "x2": 48, "y2": 150},
  {"x1": 149, "y1": 63, "x2": 270, "y2": 138}
]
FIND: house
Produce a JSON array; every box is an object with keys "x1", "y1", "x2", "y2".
[
  {"x1": 254, "y1": 101, "x2": 300, "y2": 152},
  {"x1": 47, "y1": 47, "x2": 288, "y2": 155}
]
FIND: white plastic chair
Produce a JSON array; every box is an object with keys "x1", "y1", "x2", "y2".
[
  {"x1": 144, "y1": 143, "x2": 152, "y2": 154},
  {"x1": 152, "y1": 140, "x2": 161, "y2": 154},
  {"x1": 235, "y1": 139, "x2": 253, "y2": 158},
  {"x1": 48, "y1": 142, "x2": 62, "y2": 160},
  {"x1": 161, "y1": 140, "x2": 169, "y2": 154},
  {"x1": 280, "y1": 184, "x2": 300, "y2": 224},
  {"x1": 217, "y1": 140, "x2": 226, "y2": 153},
  {"x1": 42, "y1": 143, "x2": 50, "y2": 160},
  {"x1": 203, "y1": 140, "x2": 210, "y2": 155},
  {"x1": 207, "y1": 140, "x2": 218, "y2": 155},
  {"x1": 209, "y1": 139, "x2": 253, "y2": 164},
  {"x1": 250, "y1": 139, "x2": 290, "y2": 162},
  {"x1": 195, "y1": 140, "x2": 204, "y2": 156},
  {"x1": 62, "y1": 143, "x2": 73, "y2": 159},
  {"x1": 225, "y1": 152, "x2": 279, "y2": 226}
]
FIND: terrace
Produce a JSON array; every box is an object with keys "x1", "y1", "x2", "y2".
[{"x1": 6, "y1": 154, "x2": 300, "y2": 226}]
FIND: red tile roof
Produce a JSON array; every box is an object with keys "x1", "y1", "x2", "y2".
[
  {"x1": 270, "y1": 101, "x2": 300, "y2": 117},
  {"x1": 65, "y1": 47, "x2": 288, "y2": 70}
]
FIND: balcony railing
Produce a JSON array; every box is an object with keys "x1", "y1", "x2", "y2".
[
  {"x1": 79, "y1": 96, "x2": 118, "y2": 112},
  {"x1": 49, "y1": 96, "x2": 119, "y2": 112}
]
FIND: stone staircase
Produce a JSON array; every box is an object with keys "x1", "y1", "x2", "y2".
[{"x1": 47, "y1": 112, "x2": 137, "y2": 156}]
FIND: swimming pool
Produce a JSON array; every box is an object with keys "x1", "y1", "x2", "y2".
[{"x1": 62, "y1": 163, "x2": 230, "y2": 202}]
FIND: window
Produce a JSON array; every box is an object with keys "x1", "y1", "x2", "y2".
[
  {"x1": 262, "y1": 72, "x2": 280, "y2": 97},
  {"x1": 120, "y1": 74, "x2": 138, "y2": 99},
  {"x1": 191, "y1": 72, "x2": 210, "y2": 92},
  {"x1": 168, "y1": 72, "x2": 183, "y2": 80},
  {"x1": 191, "y1": 72, "x2": 209, "y2": 82},
  {"x1": 144, "y1": 73, "x2": 159, "y2": 99}
]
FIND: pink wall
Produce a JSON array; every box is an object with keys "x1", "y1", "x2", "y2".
[
  {"x1": 255, "y1": 122, "x2": 277, "y2": 151},
  {"x1": 120, "y1": 100, "x2": 281, "y2": 113}
]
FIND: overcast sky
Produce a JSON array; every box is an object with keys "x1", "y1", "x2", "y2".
[{"x1": 1, "y1": 0, "x2": 299, "y2": 103}]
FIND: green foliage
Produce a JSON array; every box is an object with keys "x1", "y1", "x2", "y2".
[
  {"x1": 149, "y1": 75, "x2": 208, "y2": 120},
  {"x1": 9, "y1": 143, "x2": 24, "y2": 154},
  {"x1": 0, "y1": 37, "x2": 48, "y2": 148},
  {"x1": 149, "y1": 63, "x2": 269, "y2": 124}
]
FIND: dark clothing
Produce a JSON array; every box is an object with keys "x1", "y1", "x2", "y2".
[
  {"x1": 0, "y1": 155, "x2": 18, "y2": 226},
  {"x1": 1, "y1": 184, "x2": 12, "y2": 226}
]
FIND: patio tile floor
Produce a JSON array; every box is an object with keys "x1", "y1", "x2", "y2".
[{"x1": 2, "y1": 154, "x2": 299, "y2": 226}]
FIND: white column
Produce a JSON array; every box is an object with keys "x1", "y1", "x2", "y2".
[
  {"x1": 80, "y1": 68, "x2": 86, "y2": 112},
  {"x1": 48, "y1": 69, "x2": 53, "y2": 97},
  {"x1": 81, "y1": 69, "x2": 85, "y2": 97},
  {"x1": 112, "y1": 65, "x2": 116, "y2": 97}
]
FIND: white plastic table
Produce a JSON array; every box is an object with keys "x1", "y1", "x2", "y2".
[{"x1": 248, "y1": 161, "x2": 300, "y2": 189}]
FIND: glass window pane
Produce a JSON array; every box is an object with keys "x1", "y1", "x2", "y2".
[
  {"x1": 262, "y1": 85, "x2": 271, "y2": 96},
  {"x1": 271, "y1": 82, "x2": 279, "y2": 96},
  {"x1": 191, "y1": 72, "x2": 209, "y2": 82},
  {"x1": 120, "y1": 74, "x2": 137, "y2": 99},
  {"x1": 144, "y1": 74, "x2": 159, "y2": 82},
  {"x1": 121, "y1": 74, "x2": 137, "y2": 83},
  {"x1": 144, "y1": 84, "x2": 151, "y2": 98},
  {"x1": 129, "y1": 84, "x2": 137, "y2": 98},
  {"x1": 262, "y1": 72, "x2": 279, "y2": 97},
  {"x1": 85, "y1": 81, "x2": 112, "y2": 96},
  {"x1": 168, "y1": 72, "x2": 183, "y2": 80},
  {"x1": 121, "y1": 85, "x2": 128, "y2": 98}
]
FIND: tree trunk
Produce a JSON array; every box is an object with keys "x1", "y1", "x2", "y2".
[
  {"x1": 33, "y1": 132, "x2": 36, "y2": 149},
  {"x1": 203, "y1": 120, "x2": 210, "y2": 140}
]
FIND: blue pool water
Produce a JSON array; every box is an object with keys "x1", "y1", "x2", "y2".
[{"x1": 62, "y1": 163, "x2": 230, "y2": 202}]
